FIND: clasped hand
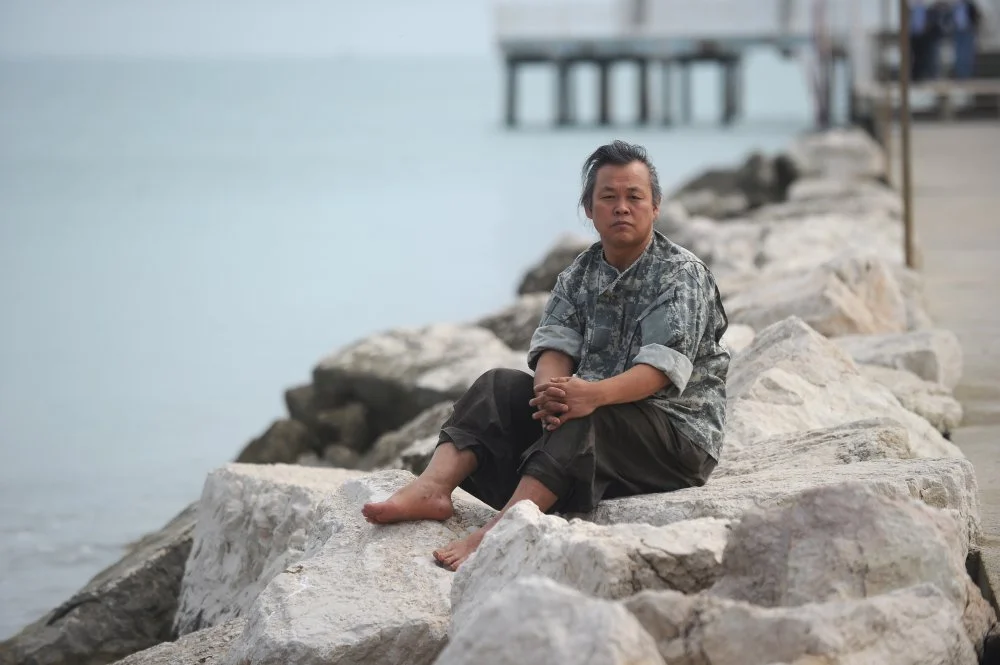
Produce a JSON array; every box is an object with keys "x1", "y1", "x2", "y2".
[{"x1": 529, "y1": 376, "x2": 600, "y2": 431}]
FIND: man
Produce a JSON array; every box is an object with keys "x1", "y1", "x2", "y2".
[
  {"x1": 362, "y1": 141, "x2": 730, "y2": 571},
  {"x1": 951, "y1": 0, "x2": 982, "y2": 79}
]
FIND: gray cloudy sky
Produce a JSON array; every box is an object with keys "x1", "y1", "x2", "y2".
[{"x1": 0, "y1": 0, "x2": 493, "y2": 57}]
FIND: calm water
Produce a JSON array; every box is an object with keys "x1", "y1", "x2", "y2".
[{"x1": 0, "y1": 53, "x2": 814, "y2": 637}]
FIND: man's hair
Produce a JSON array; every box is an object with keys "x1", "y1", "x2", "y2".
[{"x1": 579, "y1": 140, "x2": 662, "y2": 212}]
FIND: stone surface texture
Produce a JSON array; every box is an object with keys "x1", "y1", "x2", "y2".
[
  {"x1": 582, "y1": 458, "x2": 981, "y2": 550},
  {"x1": 313, "y1": 324, "x2": 527, "y2": 437},
  {"x1": 221, "y1": 471, "x2": 495, "y2": 665},
  {"x1": 625, "y1": 584, "x2": 977, "y2": 665},
  {"x1": 449, "y1": 502, "x2": 729, "y2": 638},
  {"x1": 174, "y1": 465, "x2": 363, "y2": 635},
  {"x1": 860, "y1": 363, "x2": 963, "y2": 435},
  {"x1": 438, "y1": 577, "x2": 665, "y2": 665},
  {"x1": 724, "y1": 254, "x2": 907, "y2": 337},
  {"x1": 725, "y1": 317, "x2": 962, "y2": 460},
  {"x1": 834, "y1": 328, "x2": 964, "y2": 389}
]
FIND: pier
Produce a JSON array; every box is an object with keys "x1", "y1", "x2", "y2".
[{"x1": 494, "y1": 0, "x2": 856, "y2": 128}]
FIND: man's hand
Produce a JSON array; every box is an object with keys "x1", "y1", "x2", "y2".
[
  {"x1": 530, "y1": 383, "x2": 569, "y2": 430},
  {"x1": 530, "y1": 376, "x2": 602, "y2": 430}
]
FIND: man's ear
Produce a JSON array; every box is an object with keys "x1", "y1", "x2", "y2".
[{"x1": 583, "y1": 203, "x2": 593, "y2": 220}]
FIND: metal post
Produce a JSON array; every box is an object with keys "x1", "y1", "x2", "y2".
[{"x1": 899, "y1": 0, "x2": 916, "y2": 269}]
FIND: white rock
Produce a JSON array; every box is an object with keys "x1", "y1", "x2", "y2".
[
  {"x1": 174, "y1": 464, "x2": 364, "y2": 635},
  {"x1": 757, "y1": 212, "x2": 905, "y2": 275},
  {"x1": 437, "y1": 577, "x2": 665, "y2": 665},
  {"x1": 450, "y1": 502, "x2": 729, "y2": 638},
  {"x1": 712, "y1": 418, "x2": 913, "y2": 479},
  {"x1": 724, "y1": 254, "x2": 907, "y2": 337},
  {"x1": 221, "y1": 470, "x2": 496, "y2": 665},
  {"x1": 313, "y1": 324, "x2": 529, "y2": 433},
  {"x1": 709, "y1": 482, "x2": 996, "y2": 654},
  {"x1": 785, "y1": 127, "x2": 887, "y2": 181},
  {"x1": 860, "y1": 364, "x2": 963, "y2": 435},
  {"x1": 475, "y1": 293, "x2": 549, "y2": 351},
  {"x1": 391, "y1": 435, "x2": 438, "y2": 475},
  {"x1": 581, "y1": 457, "x2": 981, "y2": 551},
  {"x1": 625, "y1": 584, "x2": 977, "y2": 665},
  {"x1": 786, "y1": 175, "x2": 902, "y2": 209},
  {"x1": 724, "y1": 317, "x2": 960, "y2": 460},
  {"x1": 834, "y1": 328, "x2": 964, "y2": 389},
  {"x1": 720, "y1": 323, "x2": 755, "y2": 354}
]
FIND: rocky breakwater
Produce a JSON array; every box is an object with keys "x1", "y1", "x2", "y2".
[{"x1": 2, "y1": 126, "x2": 997, "y2": 665}]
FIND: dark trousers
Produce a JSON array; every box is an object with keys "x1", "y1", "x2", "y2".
[{"x1": 437, "y1": 368, "x2": 716, "y2": 514}]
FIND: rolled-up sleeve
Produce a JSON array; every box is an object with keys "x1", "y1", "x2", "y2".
[
  {"x1": 634, "y1": 264, "x2": 712, "y2": 394},
  {"x1": 527, "y1": 286, "x2": 583, "y2": 370}
]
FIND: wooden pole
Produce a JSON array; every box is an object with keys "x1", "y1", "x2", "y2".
[
  {"x1": 898, "y1": 0, "x2": 916, "y2": 269},
  {"x1": 881, "y1": 0, "x2": 893, "y2": 184}
]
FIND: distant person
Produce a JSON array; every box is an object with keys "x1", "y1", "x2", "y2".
[
  {"x1": 361, "y1": 141, "x2": 730, "y2": 571},
  {"x1": 910, "y1": 0, "x2": 942, "y2": 81},
  {"x1": 951, "y1": 0, "x2": 983, "y2": 78}
]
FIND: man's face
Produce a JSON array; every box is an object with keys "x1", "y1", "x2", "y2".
[{"x1": 586, "y1": 161, "x2": 659, "y2": 251}]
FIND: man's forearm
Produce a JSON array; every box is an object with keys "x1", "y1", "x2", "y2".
[
  {"x1": 592, "y1": 363, "x2": 669, "y2": 407},
  {"x1": 533, "y1": 350, "x2": 575, "y2": 388}
]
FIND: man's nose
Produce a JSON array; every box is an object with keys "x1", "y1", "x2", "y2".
[{"x1": 613, "y1": 199, "x2": 629, "y2": 214}]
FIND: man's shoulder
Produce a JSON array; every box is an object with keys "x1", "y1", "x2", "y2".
[
  {"x1": 647, "y1": 231, "x2": 714, "y2": 283},
  {"x1": 555, "y1": 239, "x2": 602, "y2": 283}
]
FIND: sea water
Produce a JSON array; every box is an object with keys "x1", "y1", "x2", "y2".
[{"x1": 0, "y1": 52, "x2": 815, "y2": 637}]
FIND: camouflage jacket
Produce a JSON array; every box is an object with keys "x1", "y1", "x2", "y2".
[{"x1": 527, "y1": 230, "x2": 730, "y2": 460}]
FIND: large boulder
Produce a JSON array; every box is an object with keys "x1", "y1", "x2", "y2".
[
  {"x1": 581, "y1": 457, "x2": 981, "y2": 552},
  {"x1": 860, "y1": 364, "x2": 963, "y2": 436},
  {"x1": 719, "y1": 323, "x2": 755, "y2": 355},
  {"x1": 784, "y1": 127, "x2": 887, "y2": 181},
  {"x1": 358, "y1": 401, "x2": 454, "y2": 471},
  {"x1": 0, "y1": 504, "x2": 197, "y2": 665},
  {"x1": 438, "y1": 577, "x2": 665, "y2": 665},
  {"x1": 724, "y1": 317, "x2": 960, "y2": 459},
  {"x1": 625, "y1": 583, "x2": 977, "y2": 665},
  {"x1": 667, "y1": 152, "x2": 797, "y2": 220},
  {"x1": 475, "y1": 292, "x2": 548, "y2": 351},
  {"x1": 174, "y1": 465, "x2": 364, "y2": 635},
  {"x1": 708, "y1": 483, "x2": 996, "y2": 655},
  {"x1": 235, "y1": 419, "x2": 320, "y2": 464},
  {"x1": 312, "y1": 324, "x2": 528, "y2": 436},
  {"x1": 834, "y1": 328, "x2": 964, "y2": 389},
  {"x1": 111, "y1": 620, "x2": 244, "y2": 665},
  {"x1": 221, "y1": 471, "x2": 496, "y2": 665},
  {"x1": 724, "y1": 254, "x2": 908, "y2": 337},
  {"x1": 450, "y1": 502, "x2": 730, "y2": 638},
  {"x1": 516, "y1": 234, "x2": 592, "y2": 295},
  {"x1": 712, "y1": 418, "x2": 913, "y2": 479}
]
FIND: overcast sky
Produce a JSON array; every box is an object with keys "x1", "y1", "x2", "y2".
[{"x1": 0, "y1": 0, "x2": 494, "y2": 57}]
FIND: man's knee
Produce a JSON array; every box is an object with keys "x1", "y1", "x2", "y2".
[{"x1": 472, "y1": 367, "x2": 534, "y2": 393}]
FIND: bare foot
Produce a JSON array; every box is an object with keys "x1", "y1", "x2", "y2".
[
  {"x1": 432, "y1": 528, "x2": 487, "y2": 571},
  {"x1": 361, "y1": 478, "x2": 454, "y2": 524}
]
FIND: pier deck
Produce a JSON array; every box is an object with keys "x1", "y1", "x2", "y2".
[{"x1": 894, "y1": 121, "x2": 1000, "y2": 613}]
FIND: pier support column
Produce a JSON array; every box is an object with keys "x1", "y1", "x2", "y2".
[
  {"x1": 598, "y1": 60, "x2": 612, "y2": 125},
  {"x1": 637, "y1": 59, "x2": 650, "y2": 125},
  {"x1": 505, "y1": 59, "x2": 518, "y2": 127},
  {"x1": 556, "y1": 59, "x2": 575, "y2": 126},
  {"x1": 661, "y1": 60, "x2": 674, "y2": 125},
  {"x1": 721, "y1": 57, "x2": 739, "y2": 125},
  {"x1": 681, "y1": 62, "x2": 692, "y2": 124}
]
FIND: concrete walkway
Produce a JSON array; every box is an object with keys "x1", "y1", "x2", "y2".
[{"x1": 892, "y1": 121, "x2": 1000, "y2": 608}]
